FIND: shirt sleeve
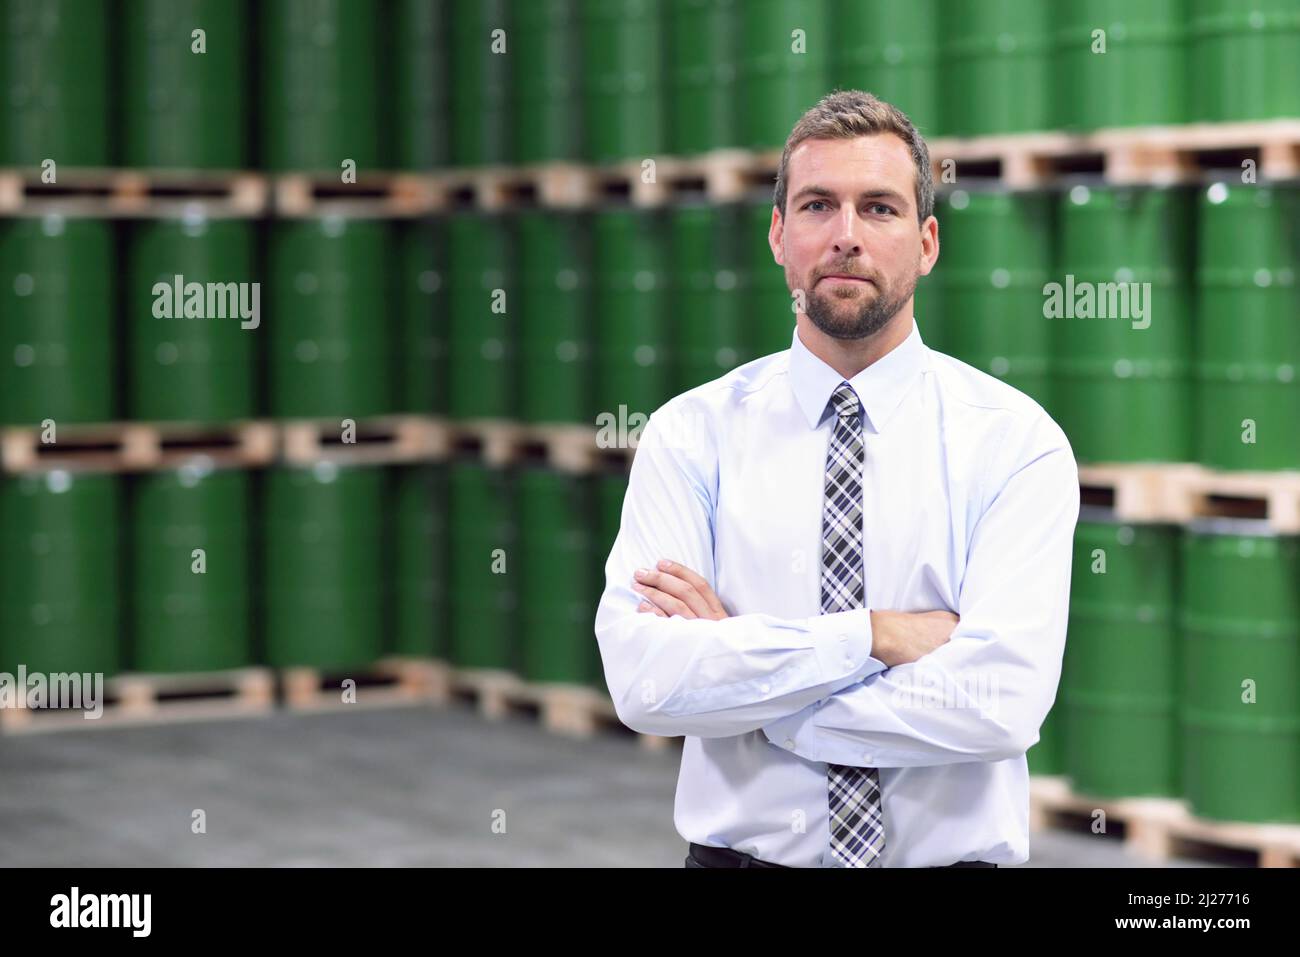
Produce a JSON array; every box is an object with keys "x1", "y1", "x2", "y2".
[
  {"x1": 594, "y1": 403, "x2": 887, "y2": 740},
  {"x1": 762, "y1": 413, "x2": 1080, "y2": 767}
]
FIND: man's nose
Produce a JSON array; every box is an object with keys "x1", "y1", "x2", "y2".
[{"x1": 832, "y1": 207, "x2": 864, "y2": 255}]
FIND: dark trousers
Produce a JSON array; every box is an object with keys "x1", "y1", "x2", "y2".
[{"x1": 685, "y1": 842, "x2": 997, "y2": 868}]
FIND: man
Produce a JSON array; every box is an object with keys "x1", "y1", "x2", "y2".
[{"x1": 592, "y1": 90, "x2": 1080, "y2": 868}]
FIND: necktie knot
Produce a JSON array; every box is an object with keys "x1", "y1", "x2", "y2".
[{"x1": 829, "y1": 382, "x2": 861, "y2": 422}]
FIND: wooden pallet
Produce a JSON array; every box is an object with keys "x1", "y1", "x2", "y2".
[
  {"x1": 1079, "y1": 463, "x2": 1300, "y2": 531},
  {"x1": 281, "y1": 658, "x2": 449, "y2": 712},
  {"x1": 1030, "y1": 776, "x2": 1300, "y2": 867},
  {"x1": 449, "y1": 667, "x2": 674, "y2": 751},
  {"x1": 930, "y1": 119, "x2": 1300, "y2": 188},
  {"x1": 272, "y1": 172, "x2": 444, "y2": 217},
  {"x1": 0, "y1": 419, "x2": 277, "y2": 474},
  {"x1": 0, "y1": 166, "x2": 267, "y2": 217},
  {"x1": 0, "y1": 667, "x2": 275, "y2": 735},
  {"x1": 279, "y1": 415, "x2": 449, "y2": 466}
]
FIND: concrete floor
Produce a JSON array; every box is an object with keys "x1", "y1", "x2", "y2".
[{"x1": 0, "y1": 703, "x2": 1219, "y2": 867}]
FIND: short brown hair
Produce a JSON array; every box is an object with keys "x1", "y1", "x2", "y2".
[{"x1": 774, "y1": 89, "x2": 934, "y2": 225}]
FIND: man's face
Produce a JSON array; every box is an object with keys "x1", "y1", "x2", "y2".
[{"x1": 770, "y1": 133, "x2": 938, "y2": 341}]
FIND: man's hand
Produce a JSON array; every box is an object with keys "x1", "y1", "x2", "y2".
[
  {"x1": 632, "y1": 560, "x2": 729, "y2": 620},
  {"x1": 869, "y1": 610, "x2": 959, "y2": 668}
]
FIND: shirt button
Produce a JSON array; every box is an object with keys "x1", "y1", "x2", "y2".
[
  {"x1": 844, "y1": 656, "x2": 853, "y2": 668},
  {"x1": 862, "y1": 752, "x2": 873, "y2": 763},
  {"x1": 759, "y1": 682, "x2": 770, "y2": 694},
  {"x1": 784, "y1": 739, "x2": 795, "y2": 749}
]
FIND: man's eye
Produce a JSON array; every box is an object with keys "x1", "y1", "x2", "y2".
[
  {"x1": 869, "y1": 203, "x2": 895, "y2": 216},
  {"x1": 803, "y1": 200, "x2": 828, "y2": 211}
]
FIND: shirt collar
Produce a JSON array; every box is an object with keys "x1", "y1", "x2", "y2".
[{"x1": 788, "y1": 319, "x2": 929, "y2": 433}]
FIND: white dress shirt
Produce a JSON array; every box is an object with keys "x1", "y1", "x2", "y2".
[{"x1": 593, "y1": 317, "x2": 1080, "y2": 867}]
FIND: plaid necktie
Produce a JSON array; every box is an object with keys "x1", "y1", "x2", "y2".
[{"x1": 821, "y1": 381, "x2": 885, "y2": 868}]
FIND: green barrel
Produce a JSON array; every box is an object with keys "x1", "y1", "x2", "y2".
[
  {"x1": 1063, "y1": 510, "x2": 1180, "y2": 797},
  {"x1": 937, "y1": 189, "x2": 1053, "y2": 408},
  {"x1": 1194, "y1": 183, "x2": 1300, "y2": 471},
  {"x1": 668, "y1": 0, "x2": 740, "y2": 155},
  {"x1": 267, "y1": 217, "x2": 395, "y2": 419},
  {"x1": 392, "y1": 465, "x2": 448, "y2": 660},
  {"x1": 742, "y1": 199, "x2": 795, "y2": 358},
  {"x1": 0, "y1": 0, "x2": 109, "y2": 166},
  {"x1": 263, "y1": 463, "x2": 386, "y2": 669},
  {"x1": 393, "y1": 0, "x2": 449, "y2": 170},
  {"x1": 395, "y1": 220, "x2": 448, "y2": 414},
  {"x1": 131, "y1": 466, "x2": 252, "y2": 673},
  {"x1": 582, "y1": 0, "x2": 667, "y2": 164},
  {"x1": 0, "y1": 216, "x2": 114, "y2": 425},
  {"x1": 592, "y1": 470, "x2": 629, "y2": 689},
  {"x1": 592, "y1": 207, "x2": 672, "y2": 420},
  {"x1": 126, "y1": 217, "x2": 257, "y2": 422},
  {"x1": 1190, "y1": 0, "x2": 1300, "y2": 123},
  {"x1": 0, "y1": 471, "x2": 121, "y2": 677},
  {"x1": 830, "y1": 0, "x2": 940, "y2": 136},
  {"x1": 1054, "y1": 0, "x2": 1186, "y2": 132},
  {"x1": 519, "y1": 469, "x2": 597, "y2": 684},
  {"x1": 519, "y1": 210, "x2": 592, "y2": 424},
  {"x1": 260, "y1": 0, "x2": 384, "y2": 172},
  {"x1": 514, "y1": 0, "x2": 583, "y2": 164},
  {"x1": 450, "y1": 0, "x2": 511, "y2": 166},
  {"x1": 1052, "y1": 186, "x2": 1194, "y2": 463},
  {"x1": 915, "y1": 267, "x2": 946, "y2": 355},
  {"x1": 447, "y1": 212, "x2": 515, "y2": 419},
  {"x1": 1180, "y1": 521, "x2": 1300, "y2": 822},
  {"x1": 121, "y1": 0, "x2": 249, "y2": 168},
  {"x1": 737, "y1": 0, "x2": 830, "y2": 150},
  {"x1": 670, "y1": 202, "x2": 746, "y2": 393},
  {"x1": 448, "y1": 463, "x2": 516, "y2": 671},
  {"x1": 939, "y1": 0, "x2": 1052, "y2": 136}
]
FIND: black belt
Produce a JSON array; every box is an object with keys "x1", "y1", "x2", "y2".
[{"x1": 687, "y1": 842, "x2": 997, "y2": 868}]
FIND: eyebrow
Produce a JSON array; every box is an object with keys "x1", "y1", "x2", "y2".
[{"x1": 791, "y1": 185, "x2": 910, "y2": 208}]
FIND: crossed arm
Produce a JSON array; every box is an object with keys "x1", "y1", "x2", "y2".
[{"x1": 593, "y1": 409, "x2": 1079, "y2": 766}]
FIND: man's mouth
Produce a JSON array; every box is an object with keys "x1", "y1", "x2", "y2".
[{"x1": 819, "y1": 274, "x2": 872, "y2": 285}]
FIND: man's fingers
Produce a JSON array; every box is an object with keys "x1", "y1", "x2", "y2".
[
  {"x1": 633, "y1": 583, "x2": 696, "y2": 619},
  {"x1": 634, "y1": 568, "x2": 707, "y2": 617},
  {"x1": 637, "y1": 600, "x2": 668, "y2": 618},
  {"x1": 652, "y1": 560, "x2": 726, "y2": 617}
]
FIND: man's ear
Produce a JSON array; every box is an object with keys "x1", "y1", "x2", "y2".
[{"x1": 769, "y1": 206, "x2": 784, "y2": 266}]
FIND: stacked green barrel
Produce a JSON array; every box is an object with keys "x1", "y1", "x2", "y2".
[
  {"x1": 396, "y1": 220, "x2": 448, "y2": 415},
  {"x1": 448, "y1": 212, "x2": 515, "y2": 420},
  {"x1": 935, "y1": 189, "x2": 1053, "y2": 408},
  {"x1": 939, "y1": 0, "x2": 1052, "y2": 136},
  {"x1": 737, "y1": 0, "x2": 830, "y2": 150},
  {"x1": 1190, "y1": 0, "x2": 1300, "y2": 122},
  {"x1": 742, "y1": 199, "x2": 795, "y2": 358},
  {"x1": 393, "y1": 0, "x2": 449, "y2": 170},
  {"x1": 518, "y1": 210, "x2": 593, "y2": 424},
  {"x1": 131, "y1": 465, "x2": 253, "y2": 672},
  {"x1": 0, "y1": 216, "x2": 115, "y2": 425},
  {"x1": 121, "y1": 0, "x2": 249, "y2": 168},
  {"x1": 261, "y1": 0, "x2": 384, "y2": 171},
  {"x1": 0, "y1": 0, "x2": 109, "y2": 166},
  {"x1": 592, "y1": 207, "x2": 673, "y2": 419},
  {"x1": 670, "y1": 202, "x2": 747, "y2": 392},
  {"x1": 1180, "y1": 521, "x2": 1300, "y2": 822},
  {"x1": 582, "y1": 0, "x2": 667, "y2": 163},
  {"x1": 267, "y1": 217, "x2": 394, "y2": 419},
  {"x1": 1063, "y1": 510, "x2": 1180, "y2": 797},
  {"x1": 1194, "y1": 183, "x2": 1300, "y2": 471},
  {"x1": 669, "y1": 0, "x2": 740, "y2": 155},
  {"x1": 127, "y1": 216, "x2": 257, "y2": 422},
  {"x1": 1051, "y1": 186, "x2": 1194, "y2": 463},
  {"x1": 1054, "y1": 0, "x2": 1186, "y2": 131},
  {"x1": 830, "y1": 0, "x2": 939, "y2": 135},
  {"x1": 392, "y1": 465, "x2": 448, "y2": 660},
  {"x1": 448, "y1": 463, "x2": 517, "y2": 671},
  {"x1": 0, "y1": 472, "x2": 121, "y2": 676},
  {"x1": 514, "y1": 0, "x2": 583, "y2": 164},
  {"x1": 519, "y1": 468, "x2": 600, "y2": 686},
  {"x1": 263, "y1": 463, "x2": 386, "y2": 669},
  {"x1": 451, "y1": 0, "x2": 512, "y2": 166}
]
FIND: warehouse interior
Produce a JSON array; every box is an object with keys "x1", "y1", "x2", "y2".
[{"x1": 0, "y1": 0, "x2": 1298, "y2": 869}]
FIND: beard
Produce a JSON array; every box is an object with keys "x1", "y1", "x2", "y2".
[{"x1": 799, "y1": 268, "x2": 918, "y2": 341}]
